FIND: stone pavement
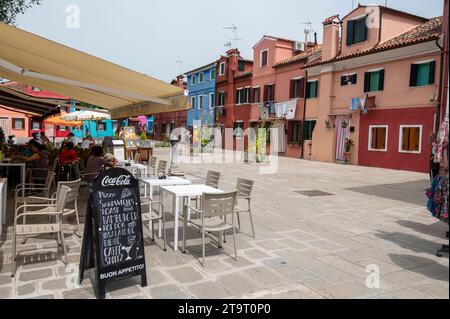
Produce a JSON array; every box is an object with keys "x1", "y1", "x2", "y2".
[{"x1": 0, "y1": 149, "x2": 448, "y2": 299}]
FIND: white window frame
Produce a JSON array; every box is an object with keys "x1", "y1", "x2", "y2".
[
  {"x1": 219, "y1": 62, "x2": 225, "y2": 76},
  {"x1": 368, "y1": 125, "x2": 388, "y2": 152},
  {"x1": 198, "y1": 95, "x2": 204, "y2": 110},
  {"x1": 260, "y1": 49, "x2": 269, "y2": 67},
  {"x1": 236, "y1": 87, "x2": 243, "y2": 105},
  {"x1": 210, "y1": 68, "x2": 216, "y2": 81},
  {"x1": 190, "y1": 96, "x2": 196, "y2": 109},
  {"x1": 209, "y1": 92, "x2": 215, "y2": 109},
  {"x1": 199, "y1": 72, "x2": 204, "y2": 83},
  {"x1": 398, "y1": 125, "x2": 422, "y2": 154},
  {"x1": 191, "y1": 75, "x2": 196, "y2": 85}
]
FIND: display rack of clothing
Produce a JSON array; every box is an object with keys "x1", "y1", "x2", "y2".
[{"x1": 427, "y1": 116, "x2": 449, "y2": 257}]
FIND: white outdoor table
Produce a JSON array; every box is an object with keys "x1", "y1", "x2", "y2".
[
  {"x1": 0, "y1": 162, "x2": 26, "y2": 197},
  {"x1": 139, "y1": 176, "x2": 192, "y2": 238},
  {"x1": 139, "y1": 176, "x2": 192, "y2": 200},
  {"x1": 160, "y1": 184, "x2": 224, "y2": 251},
  {"x1": 0, "y1": 178, "x2": 7, "y2": 236},
  {"x1": 116, "y1": 162, "x2": 148, "y2": 178}
]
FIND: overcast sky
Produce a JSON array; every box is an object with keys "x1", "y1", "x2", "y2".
[{"x1": 15, "y1": 0, "x2": 444, "y2": 82}]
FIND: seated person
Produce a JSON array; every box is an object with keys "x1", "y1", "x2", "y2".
[
  {"x1": 15, "y1": 139, "x2": 49, "y2": 180},
  {"x1": 81, "y1": 135, "x2": 95, "y2": 150},
  {"x1": 85, "y1": 147, "x2": 114, "y2": 182},
  {"x1": 59, "y1": 142, "x2": 78, "y2": 165},
  {"x1": 104, "y1": 153, "x2": 118, "y2": 167}
]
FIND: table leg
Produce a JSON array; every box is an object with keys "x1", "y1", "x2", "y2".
[{"x1": 173, "y1": 195, "x2": 179, "y2": 251}]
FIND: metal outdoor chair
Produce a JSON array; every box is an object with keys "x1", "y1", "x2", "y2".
[
  {"x1": 11, "y1": 185, "x2": 71, "y2": 277},
  {"x1": 182, "y1": 191, "x2": 238, "y2": 265},
  {"x1": 205, "y1": 170, "x2": 221, "y2": 189},
  {"x1": 235, "y1": 178, "x2": 255, "y2": 237},
  {"x1": 147, "y1": 156, "x2": 158, "y2": 177},
  {"x1": 157, "y1": 160, "x2": 168, "y2": 178},
  {"x1": 139, "y1": 180, "x2": 167, "y2": 251},
  {"x1": 14, "y1": 171, "x2": 55, "y2": 213}
]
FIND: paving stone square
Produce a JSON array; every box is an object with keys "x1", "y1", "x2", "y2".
[{"x1": 0, "y1": 149, "x2": 448, "y2": 299}]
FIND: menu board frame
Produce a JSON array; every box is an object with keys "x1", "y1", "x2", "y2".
[{"x1": 79, "y1": 167, "x2": 147, "y2": 299}]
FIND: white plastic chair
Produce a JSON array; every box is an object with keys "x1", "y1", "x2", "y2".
[{"x1": 11, "y1": 185, "x2": 71, "y2": 277}]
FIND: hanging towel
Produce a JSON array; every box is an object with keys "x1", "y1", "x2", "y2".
[
  {"x1": 285, "y1": 103, "x2": 297, "y2": 120},
  {"x1": 350, "y1": 98, "x2": 359, "y2": 111},
  {"x1": 359, "y1": 97, "x2": 366, "y2": 113}
]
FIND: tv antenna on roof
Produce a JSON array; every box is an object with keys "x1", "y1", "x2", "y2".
[
  {"x1": 300, "y1": 21, "x2": 314, "y2": 44},
  {"x1": 223, "y1": 24, "x2": 241, "y2": 49}
]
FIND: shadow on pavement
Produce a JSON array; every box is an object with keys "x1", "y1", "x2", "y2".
[
  {"x1": 375, "y1": 230, "x2": 445, "y2": 255},
  {"x1": 389, "y1": 253, "x2": 449, "y2": 281},
  {"x1": 345, "y1": 179, "x2": 429, "y2": 205},
  {"x1": 397, "y1": 220, "x2": 448, "y2": 239}
]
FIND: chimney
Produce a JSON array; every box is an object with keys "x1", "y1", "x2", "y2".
[
  {"x1": 322, "y1": 15, "x2": 340, "y2": 60},
  {"x1": 227, "y1": 48, "x2": 240, "y2": 71}
]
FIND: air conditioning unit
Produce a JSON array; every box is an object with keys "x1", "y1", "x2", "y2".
[{"x1": 293, "y1": 41, "x2": 305, "y2": 52}]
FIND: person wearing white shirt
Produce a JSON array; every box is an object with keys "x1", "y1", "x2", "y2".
[{"x1": 81, "y1": 135, "x2": 95, "y2": 150}]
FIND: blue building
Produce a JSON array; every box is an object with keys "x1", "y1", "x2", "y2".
[
  {"x1": 69, "y1": 102, "x2": 116, "y2": 139},
  {"x1": 185, "y1": 62, "x2": 216, "y2": 128}
]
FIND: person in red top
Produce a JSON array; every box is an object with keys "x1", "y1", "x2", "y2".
[{"x1": 59, "y1": 141, "x2": 78, "y2": 164}]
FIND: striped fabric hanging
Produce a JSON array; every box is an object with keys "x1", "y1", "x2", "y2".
[{"x1": 335, "y1": 116, "x2": 351, "y2": 161}]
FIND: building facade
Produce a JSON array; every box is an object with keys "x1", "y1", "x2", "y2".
[
  {"x1": 304, "y1": 5, "x2": 443, "y2": 173},
  {"x1": 152, "y1": 75, "x2": 188, "y2": 141},
  {"x1": 215, "y1": 49, "x2": 253, "y2": 149},
  {"x1": 186, "y1": 63, "x2": 217, "y2": 128}
]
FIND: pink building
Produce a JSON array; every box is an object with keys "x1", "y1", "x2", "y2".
[
  {"x1": 251, "y1": 36, "x2": 321, "y2": 158},
  {"x1": 304, "y1": 5, "x2": 443, "y2": 173}
]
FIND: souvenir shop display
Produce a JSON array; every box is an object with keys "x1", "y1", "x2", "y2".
[{"x1": 427, "y1": 116, "x2": 449, "y2": 257}]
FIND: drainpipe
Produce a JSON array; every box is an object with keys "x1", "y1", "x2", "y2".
[
  {"x1": 300, "y1": 70, "x2": 308, "y2": 159},
  {"x1": 435, "y1": 37, "x2": 446, "y2": 131}
]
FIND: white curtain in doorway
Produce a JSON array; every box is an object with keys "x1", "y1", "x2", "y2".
[
  {"x1": 335, "y1": 116, "x2": 351, "y2": 161},
  {"x1": 272, "y1": 121, "x2": 286, "y2": 153}
]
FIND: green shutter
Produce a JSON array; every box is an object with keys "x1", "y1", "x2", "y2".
[
  {"x1": 364, "y1": 72, "x2": 371, "y2": 92},
  {"x1": 361, "y1": 16, "x2": 368, "y2": 42},
  {"x1": 428, "y1": 61, "x2": 435, "y2": 85},
  {"x1": 410, "y1": 64, "x2": 419, "y2": 87},
  {"x1": 417, "y1": 63, "x2": 431, "y2": 86},
  {"x1": 346, "y1": 20, "x2": 355, "y2": 46},
  {"x1": 306, "y1": 82, "x2": 311, "y2": 98},
  {"x1": 378, "y1": 69, "x2": 384, "y2": 91}
]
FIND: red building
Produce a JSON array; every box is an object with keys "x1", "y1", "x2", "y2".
[
  {"x1": 215, "y1": 49, "x2": 253, "y2": 148},
  {"x1": 152, "y1": 75, "x2": 187, "y2": 140}
]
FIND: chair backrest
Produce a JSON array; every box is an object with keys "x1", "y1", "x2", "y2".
[
  {"x1": 56, "y1": 179, "x2": 81, "y2": 204},
  {"x1": 78, "y1": 159, "x2": 86, "y2": 172},
  {"x1": 202, "y1": 191, "x2": 237, "y2": 219},
  {"x1": 51, "y1": 158, "x2": 59, "y2": 172},
  {"x1": 56, "y1": 185, "x2": 71, "y2": 213},
  {"x1": 157, "y1": 160, "x2": 167, "y2": 177},
  {"x1": 44, "y1": 171, "x2": 56, "y2": 194},
  {"x1": 134, "y1": 153, "x2": 141, "y2": 163},
  {"x1": 236, "y1": 178, "x2": 254, "y2": 197},
  {"x1": 149, "y1": 156, "x2": 157, "y2": 168},
  {"x1": 73, "y1": 163, "x2": 81, "y2": 180},
  {"x1": 205, "y1": 171, "x2": 221, "y2": 188}
]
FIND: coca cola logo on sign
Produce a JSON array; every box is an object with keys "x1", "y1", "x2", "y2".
[{"x1": 101, "y1": 175, "x2": 131, "y2": 187}]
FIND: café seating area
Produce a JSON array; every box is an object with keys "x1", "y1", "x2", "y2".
[{"x1": 1, "y1": 151, "x2": 256, "y2": 277}]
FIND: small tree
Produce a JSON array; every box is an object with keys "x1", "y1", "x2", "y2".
[{"x1": 0, "y1": 0, "x2": 42, "y2": 25}]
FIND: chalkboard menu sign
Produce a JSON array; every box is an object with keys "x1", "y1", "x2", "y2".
[{"x1": 79, "y1": 168, "x2": 147, "y2": 299}]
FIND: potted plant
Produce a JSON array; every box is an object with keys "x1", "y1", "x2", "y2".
[
  {"x1": 344, "y1": 138, "x2": 354, "y2": 162},
  {"x1": 341, "y1": 120, "x2": 348, "y2": 129},
  {"x1": 325, "y1": 120, "x2": 332, "y2": 129}
]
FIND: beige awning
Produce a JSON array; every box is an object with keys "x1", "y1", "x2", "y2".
[{"x1": 0, "y1": 22, "x2": 189, "y2": 119}]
